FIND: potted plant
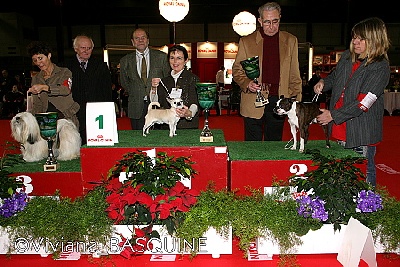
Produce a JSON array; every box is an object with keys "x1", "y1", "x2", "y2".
[
  {"x1": 0, "y1": 145, "x2": 27, "y2": 219},
  {"x1": 175, "y1": 149, "x2": 400, "y2": 260},
  {"x1": 289, "y1": 149, "x2": 400, "y2": 252},
  {"x1": 102, "y1": 150, "x2": 201, "y2": 258},
  {"x1": 1, "y1": 146, "x2": 399, "y2": 264},
  {"x1": 0, "y1": 147, "x2": 114, "y2": 257}
]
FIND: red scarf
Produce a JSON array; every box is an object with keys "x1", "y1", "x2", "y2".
[{"x1": 332, "y1": 61, "x2": 361, "y2": 141}]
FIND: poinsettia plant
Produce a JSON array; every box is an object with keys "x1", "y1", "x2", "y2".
[{"x1": 103, "y1": 150, "x2": 199, "y2": 258}]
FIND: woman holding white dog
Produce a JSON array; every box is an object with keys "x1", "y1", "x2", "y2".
[
  {"x1": 314, "y1": 17, "x2": 391, "y2": 187},
  {"x1": 26, "y1": 41, "x2": 80, "y2": 128},
  {"x1": 154, "y1": 45, "x2": 200, "y2": 129}
]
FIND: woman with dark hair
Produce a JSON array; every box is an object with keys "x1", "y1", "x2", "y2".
[
  {"x1": 153, "y1": 45, "x2": 200, "y2": 129},
  {"x1": 314, "y1": 17, "x2": 391, "y2": 187},
  {"x1": 27, "y1": 41, "x2": 80, "y2": 127}
]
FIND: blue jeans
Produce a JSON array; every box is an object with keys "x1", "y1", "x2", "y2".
[
  {"x1": 364, "y1": 146, "x2": 376, "y2": 187},
  {"x1": 338, "y1": 142, "x2": 376, "y2": 187}
]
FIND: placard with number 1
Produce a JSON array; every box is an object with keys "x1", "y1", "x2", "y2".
[{"x1": 86, "y1": 102, "x2": 119, "y2": 146}]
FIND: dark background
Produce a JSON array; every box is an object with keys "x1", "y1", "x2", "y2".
[{"x1": 2, "y1": 0, "x2": 399, "y2": 27}]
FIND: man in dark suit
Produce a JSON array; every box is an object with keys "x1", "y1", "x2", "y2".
[
  {"x1": 119, "y1": 28, "x2": 171, "y2": 130},
  {"x1": 63, "y1": 35, "x2": 113, "y2": 144}
]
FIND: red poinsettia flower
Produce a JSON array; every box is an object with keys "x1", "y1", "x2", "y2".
[
  {"x1": 180, "y1": 191, "x2": 199, "y2": 207},
  {"x1": 105, "y1": 192, "x2": 121, "y2": 205},
  {"x1": 118, "y1": 233, "x2": 136, "y2": 259},
  {"x1": 117, "y1": 227, "x2": 155, "y2": 258},
  {"x1": 103, "y1": 151, "x2": 199, "y2": 259},
  {"x1": 166, "y1": 182, "x2": 199, "y2": 208},
  {"x1": 136, "y1": 192, "x2": 154, "y2": 207},
  {"x1": 105, "y1": 196, "x2": 126, "y2": 223},
  {"x1": 157, "y1": 202, "x2": 175, "y2": 219},
  {"x1": 169, "y1": 197, "x2": 190, "y2": 212},
  {"x1": 135, "y1": 227, "x2": 155, "y2": 254},
  {"x1": 120, "y1": 245, "x2": 134, "y2": 259},
  {"x1": 105, "y1": 177, "x2": 124, "y2": 192},
  {"x1": 168, "y1": 181, "x2": 186, "y2": 196}
]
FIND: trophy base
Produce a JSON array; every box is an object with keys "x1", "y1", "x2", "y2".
[
  {"x1": 44, "y1": 163, "x2": 59, "y2": 172},
  {"x1": 200, "y1": 136, "x2": 214, "y2": 142},
  {"x1": 254, "y1": 99, "x2": 269, "y2": 107}
]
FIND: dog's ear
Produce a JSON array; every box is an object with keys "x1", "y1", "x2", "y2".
[
  {"x1": 54, "y1": 132, "x2": 61, "y2": 149},
  {"x1": 27, "y1": 133, "x2": 37, "y2": 144},
  {"x1": 289, "y1": 95, "x2": 297, "y2": 103},
  {"x1": 280, "y1": 95, "x2": 285, "y2": 99}
]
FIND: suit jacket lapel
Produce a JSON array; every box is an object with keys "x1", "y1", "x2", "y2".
[
  {"x1": 148, "y1": 50, "x2": 160, "y2": 79},
  {"x1": 130, "y1": 53, "x2": 141, "y2": 80}
]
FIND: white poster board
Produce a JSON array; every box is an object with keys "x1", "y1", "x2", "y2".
[
  {"x1": 86, "y1": 102, "x2": 118, "y2": 146},
  {"x1": 337, "y1": 217, "x2": 377, "y2": 267}
]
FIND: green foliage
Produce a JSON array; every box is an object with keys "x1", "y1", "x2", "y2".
[
  {"x1": 1, "y1": 186, "x2": 114, "y2": 255},
  {"x1": 177, "y1": 185, "x2": 322, "y2": 257},
  {"x1": 290, "y1": 149, "x2": 370, "y2": 231},
  {"x1": 363, "y1": 188, "x2": 400, "y2": 252},
  {"x1": 177, "y1": 149, "x2": 400, "y2": 258},
  {"x1": 0, "y1": 143, "x2": 25, "y2": 199},
  {"x1": 107, "y1": 150, "x2": 197, "y2": 197},
  {"x1": 289, "y1": 149, "x2": 400, "y2": 253},
  {"x1": 177, "y1": 185, "x2": 234, "y2": 242}
]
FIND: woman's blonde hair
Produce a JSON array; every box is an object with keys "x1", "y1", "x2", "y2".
[{"x1": 349, "y1": 17, "x2": 390, "y2": 65}]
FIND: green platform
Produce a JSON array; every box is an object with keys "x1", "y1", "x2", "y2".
[
  {"x1": 227, "y1": 140, "x2": 363, "y2": 161},
  {"x1": 9, "y1": 132, "x2": 362, "y2": 174},
  {"x1": 85, "y1": 129, "x2": 227, "y2": 148},
  {"x1": 9, "y1": 129, "x2": 227, "y2": 173}
]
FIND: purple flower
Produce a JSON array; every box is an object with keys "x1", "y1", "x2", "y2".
[
  {"x1": 0, "y1": 191, "x2": 28, "y2": 218},
  {"x1": 296, "y1": 195, "x2": 328, "y2": 222},
  {"x1": 356, "y1": 190, "x2": 383, "y2": 213}
]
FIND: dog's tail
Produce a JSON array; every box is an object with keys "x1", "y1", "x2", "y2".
[{"x1": 148, "y1": 102, "x2": 160, "y2": 112}]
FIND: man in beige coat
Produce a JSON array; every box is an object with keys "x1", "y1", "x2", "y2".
[{"x1": 233, "y1": 2, "x2": 302, "y2": 141}]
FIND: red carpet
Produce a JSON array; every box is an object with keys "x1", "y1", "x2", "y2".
[{"x1": 1, "y1": 111, "x2": 399, "y2": 266}]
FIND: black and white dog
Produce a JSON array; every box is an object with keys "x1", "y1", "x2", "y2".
[{"x1": 273, "y1": 96, "x2": 330, "y2": 153}]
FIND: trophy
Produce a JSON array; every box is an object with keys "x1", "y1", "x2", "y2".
[
  {"x1": 240, "y1": 56, "x2": 269, "y2": 107},
  {"x1": 35, "y1": 112, "x2": 59, "y2": 171},
  {"x1": 196, "y1": 83, "x2": 217, "y2": 142}
]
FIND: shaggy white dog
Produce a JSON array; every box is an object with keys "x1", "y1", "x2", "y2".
[{"x1": 10, "y1": 112, "x2": 81, "y2": 162}]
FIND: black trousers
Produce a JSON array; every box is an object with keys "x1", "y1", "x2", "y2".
[
  {"x1": 130, "y1": 100, "x2": 148, "y2": 130},
  {"x1": 243, "y1": 95, "x2": 285, "y2": 141}
]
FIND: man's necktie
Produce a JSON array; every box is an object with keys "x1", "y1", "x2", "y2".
[
  {"x1": 141, "y1": 53, "x2": 147, "y2": 84},
  {"x1": 80, "y1": 61, "x2": 86, "y2": 72}
]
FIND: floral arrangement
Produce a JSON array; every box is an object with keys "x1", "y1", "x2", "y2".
[
  {"x1": 102, "y1": 150, "x2": 199, "y2": 258},
  {"x1": 296, "y1": 189, "x2": 383, "y2": 222},
  {"x1": 356, "y1": 190, "x2": 383, "y2": 212},
  {"x1": 0, "y1": 151, "x2": 27, "y2": 218},
  {"x1": 0, "y1": 191, "x2": 28, "y2": 218},
  {"x1": 178, "y1": 149, "x2": 400, "y2": 259},
  {"x1": 296, "y1": 195, "x2": 329, "y2": 222},
  {"x1": 290, "y1": 149, "x2": 383, "y2": 231},
  {"x1": 0, "y1": 142, "x2": 398, "y2": 261}
]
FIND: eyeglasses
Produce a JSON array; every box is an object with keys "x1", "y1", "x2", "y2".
[
  {"x1": 262, "y1": 19, "x2": 280, "y2": 26},
  {"x1": 79, "y1": 46, "x2": 93, "y2": 51}
]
